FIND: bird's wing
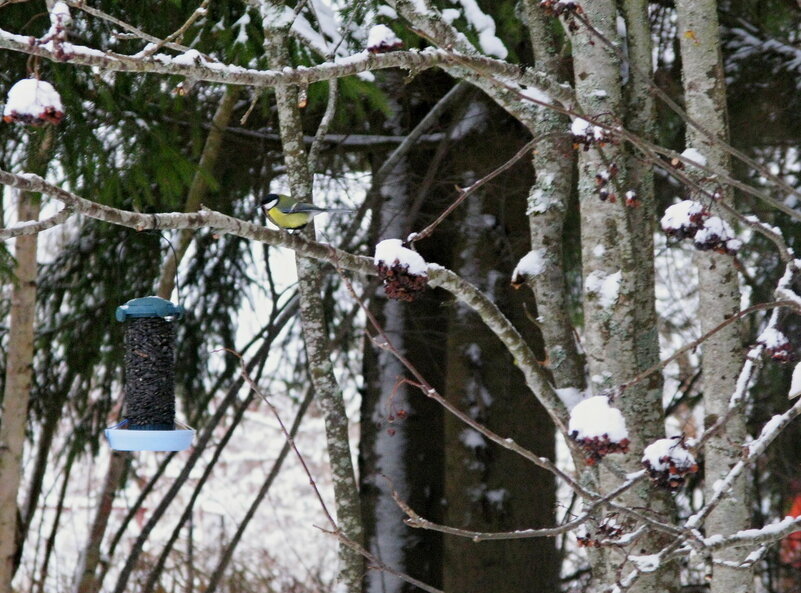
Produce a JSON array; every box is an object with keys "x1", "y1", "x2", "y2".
[{"x1": 281, "y1": 202, "x2": 326, "y2": 214}]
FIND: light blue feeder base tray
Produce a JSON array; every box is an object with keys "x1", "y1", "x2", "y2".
[{"x1": 105, "y1": 428, "x2": 195, "y2": 451}]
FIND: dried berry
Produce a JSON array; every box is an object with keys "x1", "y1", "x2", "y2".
[
  {"x1": 660, "y1": 200, "x2": 709, "y2": 240},
  {"x1": 374, "y1": 239, "x2": 429, "y2": 302},
  {"x1": 571, "y1": 433, "x2": 631, "y2": 465},
  {"x1": 642, "y1": 437, "x2": 698, "y2": 491},
  {"x1": 377, "y1": 260, "x2": 429, "y2": 301},
  {"x1": 757, "y1": 328, "x2": 795, "y2": 363}
]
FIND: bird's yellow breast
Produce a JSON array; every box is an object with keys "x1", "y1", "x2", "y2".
[{"x1": 267, "y1": 207, "x2": 310, "y2": 230}]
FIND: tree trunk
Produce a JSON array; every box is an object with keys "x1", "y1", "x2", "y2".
[
  {"x1": 569, "y1": 2, "x2": 674, "y2": 590},
  {"x1": 675, "y1": 1, "x2": 752, "y2": 591},
  {"x1": 443, "y1": 173, "x2": 557, "y2": 593},
  {"x1": 360, "y1": 71, "x2": 446, "y2": 593},
  {"x1": 0, "y1": 127, "x2": 53, "y2": 593},
  {"x1": 258, "y1": 3, "x2": 364, "y2": 589}
]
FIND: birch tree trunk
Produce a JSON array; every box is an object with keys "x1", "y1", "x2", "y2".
[
  {"x1": 675, "y1": 1, "x2": 751, "y2": 591},
  {"x1": 0, "y1": 127, "x2": 53, "y2": 593}
]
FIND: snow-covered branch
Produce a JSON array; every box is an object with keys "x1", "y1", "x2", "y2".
[
  {"x1": 704, "y1": 516, "x2": 801, "y2": 551},
  {"x1": 0, "y1": 204, "x2": 74, "y2": 239}
]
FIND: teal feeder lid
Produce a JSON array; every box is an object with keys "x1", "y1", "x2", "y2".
[{"x1": 116, "y1": 296, "x2": 184, "y2": 322}]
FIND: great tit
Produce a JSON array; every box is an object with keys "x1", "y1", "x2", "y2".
[{"x1": 259, "y1": 193, "x2": 354, "y2": 230}]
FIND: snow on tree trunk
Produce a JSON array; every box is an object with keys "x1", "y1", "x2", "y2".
[
  {"x1": 520, "y1": 3, "x2": 584, "y2": 394},
  {"x1": 360, "y1": 69, "x2": 445, "y2": 593},
  {"x1": 675, "y1": 1, "x2": 752, "y2": 591}
]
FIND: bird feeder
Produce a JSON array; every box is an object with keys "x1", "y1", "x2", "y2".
[{"x1": 105, "y1": 296, "x2": 194, "y2": 451}]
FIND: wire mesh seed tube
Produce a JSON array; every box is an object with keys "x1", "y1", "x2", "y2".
[
  {"x1": 124, "y1": 316, "x2": 176, "y2": 430},
  {"x1": 106, "y1": 296, "x2": 192, "y2": 452}
]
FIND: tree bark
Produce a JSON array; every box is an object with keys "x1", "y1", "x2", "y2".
[
  {"x1": 443, "y1": 173, "x2": 557, "y2": 593},
  {"x1": 257, "y1": 2, "x2": 364, "y2": 590},
  {"x1": 0, "y1": 127, "x2": 53, "y2": 593},
  {"x1": 568, "y1": 2, "x2": 673, "y2": 590},
  {"x1": 675, "y1": 1, "x2": 752, "y2": 591}
]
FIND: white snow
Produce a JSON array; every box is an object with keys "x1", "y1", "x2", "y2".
[
  {"x1": 681, "y1": 147, "x2": 708, "y2": 168},
  {"x1": 367, "y1": 24, "x2": 401, "y2": 50},
  {"x1": 441, "y1": 8, "x2": 461, "y2": 23},
  {"x1": 50, "y1": 1, "x2": 71, "y2": 26},
  {"x1": 172, "y1": 49, "x2": 204, "y2": 65},
  {"x1": 554, "y1": 387, "x2": 584, "y2": 410},
  {"x1": 791, "y1": 362, "x2": 801, "y2": 398},
  {"x1": 512, "y1": 249, "x2": 547, "y2": 281},
  {"x1": 641, "y1": 438, "x2": 696, "y2": 471},
  {"x1": 233, "y1": 12, "x2": 251, "y2": 46},
  {"x1": 459, "y1": 428, "x2": 487, "y2": 449},
  {"x1": 454, "y1": 0, "x2": 508, "y2": 58},
  {"x1": 571, "y1": 117, "x2": 592, "y2": 137},
  {"x1": 376, "y1": 5, "x2": 398, "y2": 19},
  {"x1": 585, "y1": 269, "x2": 622, "y2": 308},
  {"x1": 519, "y1": 84, "x2": 551, "y2": 105},
  {"x1": 3, "y1": 78, "x2": 63, "y2": 118},
  {"x1": 757, "y1": 327, "x2": 789, "y2": 349},
  {"x1": 630, "y1": 554, "x2": 660, "y2": 573},
  {"x1": 568, "y1": 396, "x2": 628, "y2": 442},
  {"x1": 660, "y1": 200, "x2": 705, "y2": 233},
  {"x1": 374, "y1": 239, "x2": 428, "y2": 276}
]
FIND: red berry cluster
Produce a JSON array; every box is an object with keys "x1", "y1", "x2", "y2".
[
  {"x1": 662, "y1": 204, "x2": 709, "y2": 240},
  {"x1": 368, "y1": 39, "x2": 403, "y2": 54},
  {"x1": 594, "y1": 163, "x2": 618, "y2": 202},
  {"x1": 570, "y1": 432, "x2": 630, "y2": 466},
  {"x1": 757, "y1": 332, "x2": 795, "y2": 363},
  {"x1": 3, "y1": 106, "x2": 64, "y2": 126},
  {"x1": 377, "y1": 261, "x2": 428, "y2": 302},
  {"x1": 693, "y1": 219, "x2": 741, "y2": 256},
  {"x1": 572, "y1": 127, "x2": 615, "y2": 152},
  {"x1": 642, "y1": 453, "x2": 698, "y2": 491}
]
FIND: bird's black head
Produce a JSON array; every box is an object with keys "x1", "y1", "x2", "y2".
[{"x1": 260, "y1": 193, "x2": 280, "y2": 210}]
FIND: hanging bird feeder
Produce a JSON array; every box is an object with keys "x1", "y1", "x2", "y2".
[{"x1": 105, "y1": 296, "x2": 194, "y2": 451}]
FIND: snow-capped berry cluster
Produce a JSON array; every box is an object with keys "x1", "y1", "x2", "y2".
[
  {"x1": 510, "y1": 249, "x2": 546, "y2": 288},
  {"x1": 624, "y1": 190, "x2": 640, "y2": 208},
  {"x1": 366, "y1": 24, "x2": 403, "y2": 54},
  {"x1": 757, "y1": 327, "x2": 794, "y2": 363},
  {"x1": 568, "y1": 396, "x2": 630, "y2": 465},
  {"x1": 571, "y1": 117, "x2": 615, "y2": 151},
  {"x1": 594, "y1": 162, "x2": 618, "y2": 202},
  {"x1": 660, "y1": 200, "x2": 708, "y2": 239},
  {"x1": 3, "y1": 79, "x2": 65, "y2": 126},
  {"x1": 374, "y1": 239, "x2": 428, "y2": 302},
  {"x1": 539, "y1": 0, "x2": 582, "y2": 32},
  {"x1": 693, "y1": 216, "x2": 742, "y2": 255},
  {"x1": 641, "y1": 437, "x2": 698, "y2": 491},
  {"x1": 660, "y1": 200, "x2": 742, "y2": 255}
]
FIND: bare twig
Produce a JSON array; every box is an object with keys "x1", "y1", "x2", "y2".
[{"x1": 410, "y1": 132, "x2": 565, "y2": 243}]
